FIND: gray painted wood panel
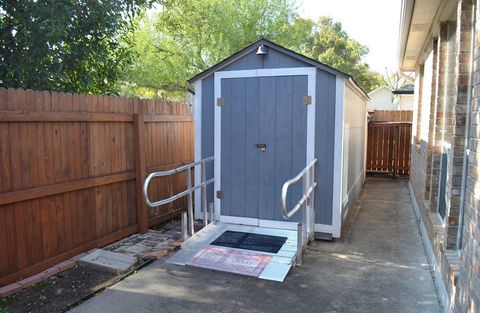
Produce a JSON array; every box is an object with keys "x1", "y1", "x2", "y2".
[
  {"x1": 245, "y1": 78, "x2": 260, "y2": 218},
  {"x1": 258, "y1": 77, "x2": 276, "y2": 220},
  {"x1": 315, "y1": 71, "x2": 336, "y2": 225},
  {"x1": 220, "y1": 79, "x2": 231, "y2": 216},
  {"x1": 220, "y1": 75, "x2": 307, "y2": 222},
  {"x1": 290, "y1": 76, "x2": 308, "y2": 223},
  {"x1": 201, "y1": 75, "x2": 215, "y2": 206},
  {"x1": 230, "y1": 78, "x2": 247, "y2": 217},
  {"x1": 223, "y1": 48, "x2": 308, "y2": 71}
]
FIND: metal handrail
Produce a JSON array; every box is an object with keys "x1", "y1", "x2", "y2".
[
  {"x1": 281, "y1": 159, "x2": 317, "y2": 219},
  {"x1": 143, "y1": 156, "x2": 215, "y2": 240},
  {"x1": 280, "y1": 158, "x2": 317, "y2": 266}
]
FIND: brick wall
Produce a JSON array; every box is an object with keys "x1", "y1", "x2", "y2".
[
  {"x1": 408, "y1": 0, "x2": 480, "y2": 311},
  {"x1": 455, "y1": 0, "x2": 480, "y2": 310}
]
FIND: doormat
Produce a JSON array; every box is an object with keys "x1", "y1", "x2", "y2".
[
  {"x1": 188, "y1": 247, "x2": 272, "y2": 277},
  {"x1": 211, "y1": 230, "x2": 287, "y2": 253}
]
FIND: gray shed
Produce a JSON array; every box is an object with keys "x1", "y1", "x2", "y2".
[{"x1": 190, "y1": 39, "x2": 368, "y2": 238}]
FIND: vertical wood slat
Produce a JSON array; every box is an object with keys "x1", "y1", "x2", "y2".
[
  {"x1": 0, "y1": 88, "x2": 193, "y2": 287},
  {"x1": 133, "y1": 113, "x2": 148, "y2": 234}
]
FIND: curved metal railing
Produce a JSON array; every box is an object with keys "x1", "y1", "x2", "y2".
[
  {"x1": 280, "y1": 158, "x2": 317, "y2": 265},
  {"x1": 143, "y1": 156, "x2": 215, "y2": 240}
]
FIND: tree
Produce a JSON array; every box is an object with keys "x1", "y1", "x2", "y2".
[
  {"x1": 0, "y1": 0, "x2": 149, "y2": 94},
  {"x1": 120, "y1": 1, "x2": 383, "y2": 99},
  {"x1": 383, "y1": 68, "x2": 414, "y2": 90},
  {"x1": 284, "y1": 17, "x2": 383, "y2": 92},
  {"x1": 119, "y1": 0, "x2": 298, "y2": 99}
]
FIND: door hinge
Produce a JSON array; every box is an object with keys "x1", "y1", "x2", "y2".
[
  {"x1": 216, "y1": 190, "x2": 224, "y2": 199},
  {"x1": 216, "y1": 97, "x2": 224, "y2": 107},
  {"x1": 303, "y1": 95, "x2": 312, "y2": 105}
]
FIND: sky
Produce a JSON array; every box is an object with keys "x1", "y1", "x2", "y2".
[{"x1": 298, "y1": 0, "x2": 401, "y2": 74}]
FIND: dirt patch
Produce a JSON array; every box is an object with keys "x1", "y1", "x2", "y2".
[
  {"x1": 0, "y1": 265, "x2": 117, "y2": 313},
  {"x1": 0, "y1": 218, "x2": 194, "y2": 313}
]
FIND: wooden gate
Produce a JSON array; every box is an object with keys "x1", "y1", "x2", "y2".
[{"x1": 366, "y1": 122, "x2": 412, "y2": 176}]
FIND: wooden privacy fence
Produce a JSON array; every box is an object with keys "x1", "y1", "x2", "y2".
[
  {"x1": 366, "y1": 110, "x2": 413, "y2": 176},
  {"x1": 366, "y1": 122, "x2": 412, "y2": 175},
  {"x1": 0, "y1": 88, "x2": 193, "y2": 287}
]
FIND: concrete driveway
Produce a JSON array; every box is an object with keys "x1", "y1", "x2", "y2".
[{"x1": 71, "y1": 178, "x2": 441, "y2": 313}]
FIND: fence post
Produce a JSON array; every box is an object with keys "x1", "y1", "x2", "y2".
[{"x1": 133, "y1": 112, "x2": 149, "y2": 234}]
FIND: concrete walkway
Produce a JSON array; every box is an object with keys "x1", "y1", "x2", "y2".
[{"x1": 71, "y1": 178, "x2": 440, "y2": 313}]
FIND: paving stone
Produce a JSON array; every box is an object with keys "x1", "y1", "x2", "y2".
[
  {"x1": 55, "y1": 259, "x2": 77, "y2": 272},
  {"x1": 79, "y1": 249, "x2": 137, "y2": 274},
  {"x1": 0, "y1": 283, "x2": 22, "y2": 298},
  {"x1": 69, "y1": 253, "x2": 88, "y2": 262},
  {"x1": 17, "y1": 273, "x2": 43, "y2": 288},
  {"x1": 41, "y1": 266, "x2": 60, "y2": 279},
  {"x1": 143, "y1": 250, "x2": 169, "y2": 260}
]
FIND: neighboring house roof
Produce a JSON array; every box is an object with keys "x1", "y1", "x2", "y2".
[
  {"x1": 368, "y1": 85, "x2": 393, "y2": 96},
  {"x1": 393, "y1": 84, "x2": 414, "y2": 94},
  {"x1": 187, "y1": 38, "x2": 368, "y2": 99}
]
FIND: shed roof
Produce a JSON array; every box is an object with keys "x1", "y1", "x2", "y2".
[{"x1": 187, "y1": 38, "x2": 367, "y2": 98}]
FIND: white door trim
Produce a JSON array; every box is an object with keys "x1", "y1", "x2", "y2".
[{"x1": 214, "y1": 67, "x2": 317, "y2": 223}]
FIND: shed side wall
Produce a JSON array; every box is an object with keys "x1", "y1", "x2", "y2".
[{"x1": 342, "y1": 84, "x2": 367, "y2": 222}]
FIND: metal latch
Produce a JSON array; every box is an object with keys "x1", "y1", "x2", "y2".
[
  {"x1": 303, "y1": 95, "x2": 312, "y2": 105},
  {"x1": 254, "y1": 143, "x2": 267, "y2": 152},
  {"x1": 217, "y1": 97, "x2": 224, "y2": 106},
  {"x1": 216, "y1": 190, "x2": 224, "y2": 199}
]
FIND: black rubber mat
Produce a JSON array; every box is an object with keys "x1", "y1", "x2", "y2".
[{"x1": 210, "y1": 230, "x2": 287, "y2": 253}]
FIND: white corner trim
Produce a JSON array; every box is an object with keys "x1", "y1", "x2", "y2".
[
  {"x1": 194, "y1": 80, "x2": 202, "y2": 219},
  {"x1": 332, "y1": 77, "x2": 345, "y2": 238},
  {"x1": 215, "y1": 67, "x2": 316, "y2": 80},
  {"x1": 214, "y1": 67, "x2": 317, "y2": 223},
  {"x1": 314, "y1": 223, "x2": 336, "y2": 234}
]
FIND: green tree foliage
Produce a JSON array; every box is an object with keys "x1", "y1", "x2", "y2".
[
  {"x1": 120, "y1": 0, "x2": 297, "y2": 99},
  {"x1": 288, "y1": 17, "x2": 383, "y2": 92},
  {"x1": 121, "y1": 1, "x2": 383, "y2": 99},
  {"x1": 0, "y1": 0, "x2": 149, "y2": 94}
]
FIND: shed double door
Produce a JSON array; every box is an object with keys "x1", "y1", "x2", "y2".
[{"x1": 220, "y1": 75, "x2": 308, "y2": 223}]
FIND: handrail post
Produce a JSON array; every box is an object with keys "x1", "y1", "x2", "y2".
[
  {"x1": 201, "y1": 160, "x2": 208, "y2": 227},
  {"x1": 309, "y1": 165, "x2": 315, "y2": 242},
  {"x1": 181, "y1": 211, "x2": 188, "y2": 241},
  {"x1": 296, "y1": 223, "x2": 303, "y2": 266},
  {"x1": 302, "y1": 169, "x2": 308, "y2": 245},
  {"x1": 187, "y1": 167, "x2": 194, "y2": 236},
  {"x1": 209, "y1": 202, "x2": 215, "y2": 224}
]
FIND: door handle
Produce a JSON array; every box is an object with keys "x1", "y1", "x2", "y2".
[{"x1": 255, "y1": 143, "x2": 267, "y2": 152}]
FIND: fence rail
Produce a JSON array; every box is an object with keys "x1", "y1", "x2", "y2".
[
  {"x1": 369, "y1": 110, "x2": 413, "y2": 122},
  {"x1": 0, "y1": 88, "x2": 193, "y2": 287}
]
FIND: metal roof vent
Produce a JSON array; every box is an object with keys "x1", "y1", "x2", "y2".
[{"x1": 256, "y1": 44, "x2": 268, "y2": 55}]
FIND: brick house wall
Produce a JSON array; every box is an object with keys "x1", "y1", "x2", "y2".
[{"x1": 405, "y1": 0, "x2": 480, "y2": 311}]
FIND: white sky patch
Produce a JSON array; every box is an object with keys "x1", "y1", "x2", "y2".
[{"x1": 298, "y1": 0, "x2": 401, "y2": 73}]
